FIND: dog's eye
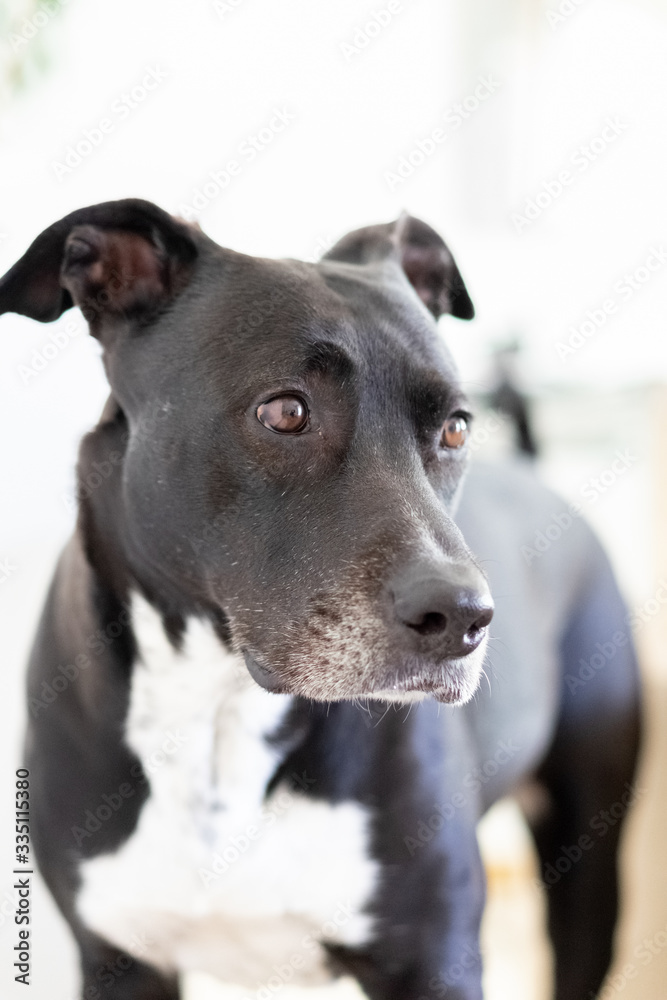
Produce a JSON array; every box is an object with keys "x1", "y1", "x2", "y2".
[
  {"x1": 440, "y1": 414, "x2": 469, "y2": 449},
  {"x1": 257, "y1": 396, "x2": 309, "y2": 434}
]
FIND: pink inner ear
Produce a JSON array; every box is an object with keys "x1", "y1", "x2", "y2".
[{"x1": 62, "y1": 227, "x2": 168, "y2": 318}]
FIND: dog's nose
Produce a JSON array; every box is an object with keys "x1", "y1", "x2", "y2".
[{"x1": 390, "y1": 562, "x2": 493, "y2": 657}]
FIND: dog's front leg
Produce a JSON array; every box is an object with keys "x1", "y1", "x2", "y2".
[
  {"x1": 324, "y1": 704, "x2": 486, "y2": 1000},
  {"x1": 329, "y1": 929, "x2": 484, "y2": 1000},
  {"x1": 327, "y1": 837, "x2": 485, "y2": 1000}
]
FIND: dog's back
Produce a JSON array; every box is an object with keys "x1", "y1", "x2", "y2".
[{"x1": 457, "y1": 456, "x2": 639, "y2": 805}]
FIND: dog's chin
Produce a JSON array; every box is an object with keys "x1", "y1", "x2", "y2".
[
  {"x1": 366, "y1": 659, "x2": 483, "y2": 706},
  {"x1": 243, "y1": 649, "x2": 484, "y2": 707}
]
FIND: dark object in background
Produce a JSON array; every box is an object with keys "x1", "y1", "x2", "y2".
[{"x1": 488, "y1": 340, "x2": 539, "y2": 457}]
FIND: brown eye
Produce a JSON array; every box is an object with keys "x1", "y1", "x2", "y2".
[
  {"x1": 257, "y1": 395, "x2": 308, "y2": 434},
  {"x1": 441, "y1": 414, "x2": 469, "y2": 449}
]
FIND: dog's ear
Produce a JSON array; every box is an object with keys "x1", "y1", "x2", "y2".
[
  {"x1": 323, "y1": 214, "x2": 474, "y2": 321},
  {"x1": 0, "y1": 199, "x2": 198, "y2": 335}
]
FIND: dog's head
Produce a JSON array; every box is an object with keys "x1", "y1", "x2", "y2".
[{"x1": 0, "y1": 199, "x2": 491, "y2": 704}]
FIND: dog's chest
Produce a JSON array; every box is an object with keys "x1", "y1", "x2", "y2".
[{"x1": 76, "y1": 595, "x2": 378, "y2": 987}]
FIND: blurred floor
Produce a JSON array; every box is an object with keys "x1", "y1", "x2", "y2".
[{"x1": 482, "y1": 663, "x2": 667, "y2": 1000}]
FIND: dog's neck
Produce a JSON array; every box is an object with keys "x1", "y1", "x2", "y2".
[{"x1": 127, "y1": 591, "x2": 293, "y2": 837}]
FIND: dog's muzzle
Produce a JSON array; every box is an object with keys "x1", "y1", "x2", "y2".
[{"x1": 241, "y1": 557, "x2": 493, "y2": 704}]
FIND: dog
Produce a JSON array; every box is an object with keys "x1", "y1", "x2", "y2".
[{"x1": 0, "y1": 200, "x2": 641, "y2": 1000}]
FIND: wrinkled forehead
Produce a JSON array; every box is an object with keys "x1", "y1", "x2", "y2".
[{"x1": 196, "y1": 250, "x2": 461, "y2": 387}]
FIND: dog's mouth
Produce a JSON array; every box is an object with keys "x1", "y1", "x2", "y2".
[
  {"x1": 230, "y1": 542, "x2": 492, "y2": 708},
  {"x1": 367, "y1": 658, "x2": 482, "y2": 704},
  {"x1": 242, "y1": 648, "x2": 483, "y2": 705},
  {"x1": 243, "y1": 650, "x2": 288, "y2": 693}
]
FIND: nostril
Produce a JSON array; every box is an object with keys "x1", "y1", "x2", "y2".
[
  {"x1": 409, "y1": 611, "x2": 448, "y2": 637},
  {"x1": 461, "y1": 604, "x2": 494, "y2": 652},
  {"x1": 468, "y1": 606, "x2": 494, "y2": 634},
  {"x1": 391, "y1": 570, "x2": 493, "y2": 650}
]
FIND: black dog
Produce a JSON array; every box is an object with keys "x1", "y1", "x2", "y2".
[{"x1": 0, "y1": 201, "x2": 640, "y2": 999}]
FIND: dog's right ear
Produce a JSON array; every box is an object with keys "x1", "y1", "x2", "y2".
[
  {"x1": 0, "y1": 199, "x2": 198, "y2": 335},
  {"x1": 324, "y1": 214, "x2": 474, "y2": 321}
]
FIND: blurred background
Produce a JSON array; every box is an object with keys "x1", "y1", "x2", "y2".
[{"x1": 0, "y1": 1, "x2": 666, "y2": 997}]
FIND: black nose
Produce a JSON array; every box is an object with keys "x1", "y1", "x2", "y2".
[{"x1": 391, "y1": 562, "x2": 493, "y2": 657}]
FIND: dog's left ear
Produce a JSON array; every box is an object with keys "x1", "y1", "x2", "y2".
[
  {"x1": 0, "y1": 199, "x2": 198, "y2": 333},
  {"x1": 323, "y1": 213, "x2": 474, "y2": 321}
]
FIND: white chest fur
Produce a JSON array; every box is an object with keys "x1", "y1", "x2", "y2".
[{"x1": 76, "y1": 594, "x2": 378, "y2": 989}]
